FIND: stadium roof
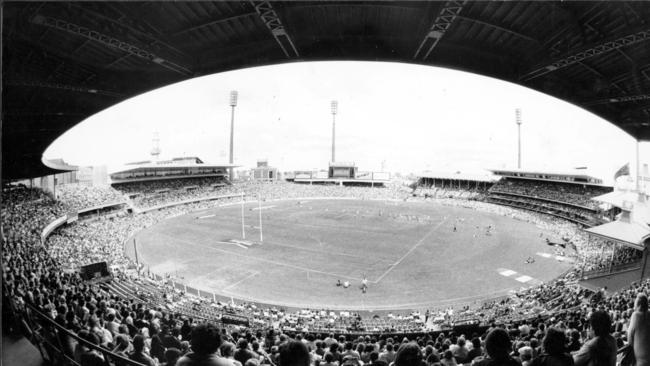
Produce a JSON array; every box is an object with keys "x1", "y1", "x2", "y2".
[
  {"x1": 488, "y1": 168, "x2": 607, "y2": 185},
  {"x1": 418, "y1": 171, "x2": 498, "y2": 182},
  {"x1": 592, "y1": 190, "x2": 648, "y2": 208},
  {"x1": 4, "y1": 1, "x2": 650, "y2": 180},
  {"x1": 585, "y1": 220, "x2": 650, "y2": 249}
]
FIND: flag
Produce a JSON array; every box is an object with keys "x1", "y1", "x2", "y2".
[{"x1": 614, "y1": 163, "x2": 630, "y2": 180}]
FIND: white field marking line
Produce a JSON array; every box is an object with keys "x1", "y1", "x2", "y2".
[
  {"x1": 183, "y1": 218, "x2": 392, "y2": 261},
  {"x1": 498, "y1": 269, "x2": 517, "y2": 277},
  {"x1": 157, "y1": 232, "x2": 366, "y2": 282},
  {"x1": 198, "y1": 214, "x2": 216, "y2": 219},
  {"x1": 214, "y1": 241, "x2": 248, "y2": 249},
  {"x1": 555, "y1": 255, "x2": 574, "y2": 263},
  {"x1": 251, "y1": 205, "x2": 276, "y2": 211},
  {"x1": 536, "y1": 252, "x2": 552, "y2": 258},
  {"x1": 374, "y1": 217, "x2": 449, "y2": 284},
  {"x1": 223, "y1": 271, "x2": 260, "y2": 291},
  {"x1": 515, "y1": 275, "x2": 533, "y2": 283}
]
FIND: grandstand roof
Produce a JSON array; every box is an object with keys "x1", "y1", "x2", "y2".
[
  {"x1": 111, "y1": 162, "x2": 237, "y2": 175},
  {"x1": 4, "y1": 1, "x2": 650, "y2": 179},
  {"x1": 418, "y1": 171, "x2": 498, "y2": 182},
  {"x1": 488, "y1": 168, "x2": 607, "y2": 185},
  {"x1": 585, "y1": 220, "x2": 650, "y2": 249},
  {"x1": 592, "y1": 190, "x2": 647, "y2": 208}
]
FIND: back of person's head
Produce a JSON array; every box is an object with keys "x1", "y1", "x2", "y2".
[
  {"x1": 394, "y1": 342, "x2": 423, "y2": 366},
  {"x1": 369, "y1": 351, "x2": 379, "y2": 362},
  {"x1": 279, "y1": 340, "x2": 311, "y2": 366},
  {"x1": 386, "y1": 343, "x2": 393, "y2": 352},
  {"x1": 132, "y1": 335, "x2": 145, "y2": 353},
  {"x1": 238, "y1": 338, "x2": 249, "y2": 350},
  {"x1": 443, "y1": 350, "x2": 453, "y2": 360},
  {"x1": 471, "y1": 338, "x2": 480, "y2": 350},
  {"x1": 345, "y1": 342, "x2": 353, "y2": 350},
  {"x1": 221, "y1": 342, "x2": 236, "y2": 357},
  {"x1": 457, "y1": 337, "x2": 465, "y2": 347},
  {"x1": 589, "y1": 310, "x2": 612, "y2": 337},
  {"x1": 542, "y1": 327, "x2": 567, "y2": 356},
  {"x1": 636, "y1": 293, "x2": 649, "y2": 312},
  {"x1": 325, "y1": 352, "x2": 335, "y2": 363},
  {"x1": 484, "y1": 329, "x2": 511, "y2": 361},
  {"x1": 165, "y1": 348, "x2": 181, "y2": 365},
  {"x1": 191, "y1": 323, "x2": 222, "y2": 355}
]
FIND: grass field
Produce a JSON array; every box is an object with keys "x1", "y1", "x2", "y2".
[{"x1": 132, "y1": 198, "x2": 574, "y2": 311}]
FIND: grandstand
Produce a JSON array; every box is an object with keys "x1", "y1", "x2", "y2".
[
  {"x1": 4, "y1": 2, "x2": 650, "y2": 365},
  {"x1": 414, "y1": 171, "x2": 498, "y2": 201},
  {"x1": 293, "y1": 162, "x2": 390, "y2": 187},
  {"x1": 486, "y1": 169, "x2": 614, "y2": 227}
]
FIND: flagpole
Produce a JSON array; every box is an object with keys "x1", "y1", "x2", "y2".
[
  {"x1": 258, "y1": 193, "x2": 263, "y2": 243},
  {"x1": 241, "y1": 192, "x2": 245, "y2": 239}
]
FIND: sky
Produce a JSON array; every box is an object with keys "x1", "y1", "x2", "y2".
[{"x1": 44, "y1": 61, "x2": 648, "y2": 185}]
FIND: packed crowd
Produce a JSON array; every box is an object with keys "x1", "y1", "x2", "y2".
[
  {"x1": 2, "y1": 181, "x2": 649, "y2": 366},
  {"x1": 112, "y1": 177, "x2": 231, "y2": 209},
  {"x1": 489, "y1": 179, "x2": 611, "y2": 210},
  {"x1": 487, "y1": 194, "x2": 600, "y2": 226},
  {"x1": 57, "y1": 184, "x2": 126, "y2": 210}
]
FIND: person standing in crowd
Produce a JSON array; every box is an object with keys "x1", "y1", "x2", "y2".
[
  {"x1": 572, "y1": 310, "x2": 617, "y2": 366},
  {"x1": 627, "y1": 293, "x2": 650, "y2": 366}
]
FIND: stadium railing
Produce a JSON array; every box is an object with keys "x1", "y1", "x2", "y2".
[
  {"x1": 580, "y1": 260, "x2": 643, "y2": 280},
  {"x1": 20, "y1": 302, "x2": 146, "y2": 366}
]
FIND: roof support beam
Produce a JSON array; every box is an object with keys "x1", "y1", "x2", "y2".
[
  {"x1": 7, "y1": 80, "x2": 123, "y2": 98},
  {"x1": 171, "y1": 12, "x2": 257, "y2": 37},
  {"x1": 584, "y1": 94, "x2": 650, "y2": 106},
  {"x1": 455, "y1": 15, "x2": 539, "y2": 44},
  {"x1": 521, "y1": 27, "x2": 650, "y2": 82},
  {"x1": 414, "y1": 0, "x2": 467, "y2": 60},
  {"x1": 30, "y1": 14, "x2": 193, "y2": 76},
  {"x1": 251, "y1": 1, "x2": 299, "y2": 58}
]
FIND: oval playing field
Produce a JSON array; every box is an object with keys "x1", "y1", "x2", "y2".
[{"x1": 133, "y1": 199, "x2": 573, "y2": 311}]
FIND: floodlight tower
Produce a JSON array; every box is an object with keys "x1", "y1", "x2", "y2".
[
  {"x1": 229, "y1": 90, "x2": 238, "y2": 181},
  {"x1": 516, "y1": 108, "x2": 522, "y2": 169},
  {"x1": 331, "y1": 100, "x2": 338, "y2": 163}
]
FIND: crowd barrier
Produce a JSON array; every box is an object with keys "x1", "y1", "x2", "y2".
[{"x1": 20, "y1": 302, "x2": 146, "y2": 366}]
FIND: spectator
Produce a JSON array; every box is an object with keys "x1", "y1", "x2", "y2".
[
  {"x1": 530, "y1": 327, "x2": 573, "y2": 366},
  {"x1": 379, "y1": 343, "x2": 396, "y2": 364},
  {"x1": 221, "y1": 342, "x2": 243, "y2": 366},
  {"x1": 627, "y1": 293, "x2": 650, "y2": 366},
  {"x1": 394, "y1": 342, "x2": 425, "y2": 366},
  {"x1": 279, "y1": 341, "x2": 311, "y2": 366},
  {"x1": 449, "y1": 337, "x2": 468, "y2": 363},
  {"x1": 235, "y1": 339, "x2": 257, "y2": 365},
  {"x1": 572, "y1": 311, "x2": 616, "y2": 366},
  {"x1": 177, "y1": 323, "x2": 229, "y2": 366},
  {"x1": 440, "y1": 350, "x2": 457, "y2": 366},
  {"x1": 164, "y1": 348, "x2": 182, "y2": 366},
  {"x1": 466, "y1": 337, "x2": 483, "y2": 362},
  {"x1": 130, "y1": 335, "x2": 157, "y2": 366},
  {"x1": 474, "y1": 328, "x2": 521, "y2": 366}
]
